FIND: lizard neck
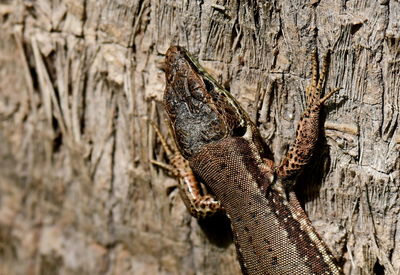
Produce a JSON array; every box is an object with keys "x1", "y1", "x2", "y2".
[{"x1": 190, "y1": 136, "x2": 341, "y2": 275}]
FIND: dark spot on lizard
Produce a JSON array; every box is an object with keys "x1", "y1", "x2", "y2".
[{"x1": 218, "y1": 163, "x2": 227, "y2": 170}]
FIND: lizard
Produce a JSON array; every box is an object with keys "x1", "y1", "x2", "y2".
[{"x1": 152, "y1": 45, "x2": 342, "y2": 274}]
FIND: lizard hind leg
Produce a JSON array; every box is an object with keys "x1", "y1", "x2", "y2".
[{"x1": 151, "y1": 121, "x2": 224, "y2": 219}]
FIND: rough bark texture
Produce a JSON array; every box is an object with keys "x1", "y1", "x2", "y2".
[{"x1": 0, "y1": 0, "x2": 399, "y2": 274}]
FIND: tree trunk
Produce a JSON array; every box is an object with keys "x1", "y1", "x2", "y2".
[{"x1": 0, "y1": 1, "x2": 399, "y2": 274}]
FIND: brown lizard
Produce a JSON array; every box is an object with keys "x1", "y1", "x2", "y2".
[{"x1": 153, "y1": 45, "x2": 342, "y2": 274}]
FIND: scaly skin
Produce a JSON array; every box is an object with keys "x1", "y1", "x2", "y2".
[{"x1": 154, "y1": 45, "x2": 342, "y2": 274}]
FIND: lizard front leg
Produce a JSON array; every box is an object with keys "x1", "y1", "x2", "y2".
[
  {"x1": 277, "y1": 50, "x2": 340, "y2": 181},
  {"x1": 151, "y1": 121, "x2": 224, "y2": 219}
]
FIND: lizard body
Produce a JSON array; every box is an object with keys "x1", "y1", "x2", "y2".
[{"x1": 154, "y1": 46, "x2": 342, "y2": 274}]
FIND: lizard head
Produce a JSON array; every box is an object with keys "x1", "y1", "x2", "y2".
[{"x1": 163, "y1": 46, "x2": 264, "y2": 159}]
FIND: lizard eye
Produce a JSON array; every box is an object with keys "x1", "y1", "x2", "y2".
[{"x1": 232, "y1": 125, "x2": 246, "y2": 137}]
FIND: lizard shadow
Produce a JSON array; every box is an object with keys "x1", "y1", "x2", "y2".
[
  {"x1": 295, "y1": 139, "x2": 331, "y2": 204},
  {"x1": 197, "y1": 212, "x2": 233, "y2": 248}
]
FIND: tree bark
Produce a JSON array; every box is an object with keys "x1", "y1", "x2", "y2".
[{"x1": 0, "y1": 0, "x2": 399, "y2": 274}]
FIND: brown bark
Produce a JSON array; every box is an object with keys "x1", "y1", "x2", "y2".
[{"x1": 0, "y1": 1, "x2": 399, "y2": 274}]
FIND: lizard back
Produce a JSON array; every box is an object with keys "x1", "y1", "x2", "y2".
[{"x1": 190, "y1": 136, "x2": 340, "y2": 275}]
